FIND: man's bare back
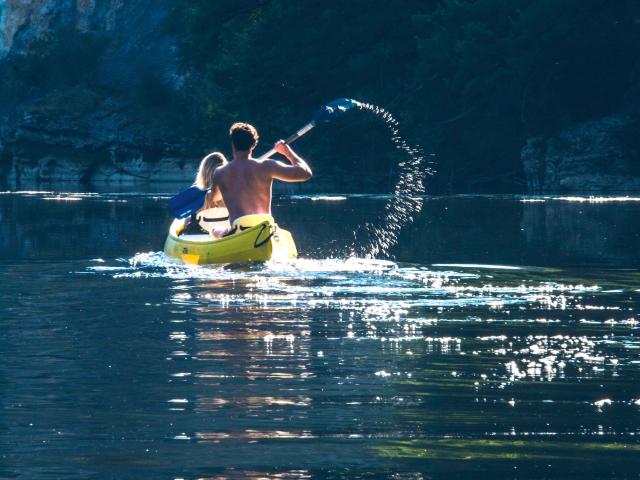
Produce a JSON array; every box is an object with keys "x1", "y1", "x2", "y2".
[{"x1": 213, "y1": 136, "x2": 312, "y2": 226}]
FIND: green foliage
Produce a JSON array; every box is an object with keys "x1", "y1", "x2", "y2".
[
  {"x1": 170, "y1": 0, "x2": 640, "y2": 192},
  {"x1": 0, "y1": 28, "x2": 108, "y2": 119},
  {"x1": 0, "y1": 26, "x2": 198, "y2": 145},
  {"x1": 167, "y1": 0, "x2": 433, "y2": 190},
  {"x1": 3, "y1": 28, "x2": 107, "y2": 92},
  {"x1": 412, "y1": 0, "x2": 640, "y2": 190},
  {"x1": 26, "y1": 86, "x2": 101, "y2": 116}
]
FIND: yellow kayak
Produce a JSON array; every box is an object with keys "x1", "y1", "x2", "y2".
[{"x1": 163, "y1": 208, "x2": 297, "y2": 265}]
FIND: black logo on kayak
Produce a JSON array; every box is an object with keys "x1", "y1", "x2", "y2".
[{"x1": 182, "y1": 247, "x2": 189, "y2": 254}]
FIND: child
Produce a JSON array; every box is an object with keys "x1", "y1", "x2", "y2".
[
  {"x1": 195, "y1": 151, "x2": 227, "y2": 210},
  {"x1": 179, "y1": 152, "x2": 229, "y2": 237}
]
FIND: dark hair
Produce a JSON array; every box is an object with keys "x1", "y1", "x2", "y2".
[{"x1": 230, "y1": 122, "x2": 259, "y2": 151}]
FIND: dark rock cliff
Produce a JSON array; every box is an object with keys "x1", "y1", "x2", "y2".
[
  {"x1": 522, "y1": 115, "x2": 640, "y2": 194},
  {"x1": 1, "y1": 0, "x2": 179, "y2": 87},
  {"x1": 0, "y1": 0, "x2": 202, "y2": 188}
]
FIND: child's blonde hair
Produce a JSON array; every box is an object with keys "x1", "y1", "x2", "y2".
[{"x1": 195, "y1": 151, "x2": 227, "y2": 209}]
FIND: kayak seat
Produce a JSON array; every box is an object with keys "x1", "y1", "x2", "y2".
[{"x1": 177, "y1": 214, "x2": 209, "y2": 236}]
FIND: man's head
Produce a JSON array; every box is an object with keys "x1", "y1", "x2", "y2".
[{"x1": 230, "y1": 122, "x2": 259, "y2": 154}]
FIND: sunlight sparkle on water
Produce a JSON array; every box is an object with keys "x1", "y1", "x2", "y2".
[
  {"x1": 85, "y1": 252, "x2": 640, "y2": 442},
  {"x1": 554, "y1": 196, "x2": 640, "y2": 203}
]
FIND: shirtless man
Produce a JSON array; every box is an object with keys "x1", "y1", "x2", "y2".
[{"x1": 211, "y1": 122, "x2": 312, "y2": 235}]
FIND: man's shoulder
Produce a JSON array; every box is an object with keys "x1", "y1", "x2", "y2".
[
  {"x1": 258, "y1": 158, "x2": 286, "y2": 168},
  {"x1": 249, "y1": 158, "x2": 279, "y2": 171},
  {"x1": 249, "y1": 157, "x2": 271, "y2": 164},
  {"x1": 213, "y1": 162, "x2": 230, "y2": 177},
  {"x1": 247, "y1": 158, "x2": 281, "y2": 182}
]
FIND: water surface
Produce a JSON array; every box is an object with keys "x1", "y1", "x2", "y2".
[{"x1": 1, "y1": 191, "x2": 640, "y2": 479}]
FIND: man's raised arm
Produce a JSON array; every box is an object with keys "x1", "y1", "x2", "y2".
[{"x1": 265, "y1": 140, "x2": 313, "y2": 182}]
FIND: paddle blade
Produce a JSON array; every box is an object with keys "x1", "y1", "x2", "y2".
[
  {"x1": 168, "y1": 186, "x2": 207, "y2": 219},
  {"x1": 313, "y1": 98, "x2": 361, "y2": 124}
]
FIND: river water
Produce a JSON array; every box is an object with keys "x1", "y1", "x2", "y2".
[{"x1": 1, "y1": 190, "x2": 640, "y2": 479}]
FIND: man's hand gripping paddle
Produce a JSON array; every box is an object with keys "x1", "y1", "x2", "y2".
[{"x1": 168, "y1": 98, "x2": 361, "y2": 219}]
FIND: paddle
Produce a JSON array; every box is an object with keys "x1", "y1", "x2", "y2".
[{"x1": 168, "y1": 98, "x2": 361, "y2": 219}]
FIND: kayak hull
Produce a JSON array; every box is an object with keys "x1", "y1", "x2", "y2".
[{"x1": 163, "y1": 218, "x2": 297, "y2": 265}]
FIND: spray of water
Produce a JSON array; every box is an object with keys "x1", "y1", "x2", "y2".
[{"x1": 353, "y1": 103, "x2": 434, "y2": 258}]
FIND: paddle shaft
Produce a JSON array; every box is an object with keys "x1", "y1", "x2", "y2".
[{"x1": 256, "y1": 121, "x2": 316, "y2": 160}]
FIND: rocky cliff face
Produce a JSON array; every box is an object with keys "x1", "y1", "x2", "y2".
[
  {"x1": 0, "y1": 0, "x2": 197, "y2": 188},
  {"x1": 522, "y1": 115, "x2": 640, "y2": 194},
  {"x1": 1, "y1": 95, "x2": 198, "y2": 187},
  {"x1": 1, "y1": 0, "x2": 179, "y2": 86}
]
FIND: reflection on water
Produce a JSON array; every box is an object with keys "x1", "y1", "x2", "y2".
[
  {"x1": 1, "y1": 191, "x2": 640, "y2": 478},
  {"x1": 3, "y1": 191, "x2": 640, "y2": 266}
]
